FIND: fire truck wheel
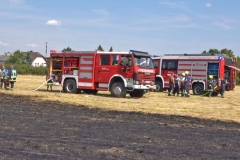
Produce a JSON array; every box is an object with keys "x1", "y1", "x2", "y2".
[
  {"x1": 110, "y1": 82, "x2": 127, "y2": 98},
  {"x1": 129, "y1": 90, "x2": 144, "y2": 98},
  {"x1": 63, "y1": 79, "x2": 77, "y2": 93},
  {"x1": 154, "y1": 81, "x2": 163, "y2": 92},
  {"x1": 192, "y1": 84, "x2": 204, "y2": 95}
]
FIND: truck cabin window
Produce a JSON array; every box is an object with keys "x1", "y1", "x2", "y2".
[
  {"x1": 100, "y1": 55, "x2": 110, "y2": 65},
  {"x1": 112, "y1": 55, "x2": 119, "y2": 65},
  {"x1": 134, "y1": 56, "x2": 153, "y2": 68},
  {"x1": 162, "y1": 60, "x2": 177, "y2": 70}
]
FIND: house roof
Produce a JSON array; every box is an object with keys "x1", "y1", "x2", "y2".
[
  {"x1": 0, "y1": 51, "x2": 45, "y2": 63},
  {"x1": 22, "y1": 52, "x2": 44, "y2": 62}
]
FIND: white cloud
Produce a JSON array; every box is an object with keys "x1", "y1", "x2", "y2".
[
  {"x1": 46, "y1": 20, "x2": 61, "y2": 26},
  {"x1": 0, "y1": 41, "x2": 9, "y2": 46},
  {"x1": 205, "y1": 3, "x2": 212, "y2": 7},
  {"x1": 25, "y1": 44, "x2": 38, "y2": 47}
]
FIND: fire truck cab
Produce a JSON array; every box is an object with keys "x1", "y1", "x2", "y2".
[
  {"x1": 48, "y1": 50, "x2": 155, "y2": 98},
  {"x1": 153, "y1": 53, "x2": 239, "y2": 96}
]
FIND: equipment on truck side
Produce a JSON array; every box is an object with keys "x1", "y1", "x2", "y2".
[
  {"x1": 47, "y1": 50, "x2": 155, "y2": 98},
  {"x1": 153, "y1": 53, "x2": 239, "y2": 96}
]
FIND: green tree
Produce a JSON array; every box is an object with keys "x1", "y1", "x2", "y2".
[
  {"x1": 96, "y1": 45, "x2": 104, "y2": 51},
  {"x1": 109, "y1": 46, "x2": 113, "y2": 52},
  {"x1": 220, "y1": 48, "x2": 235, "y2": 58},
  {"x1": 202, "y1": 49, "x2": 220, "y2": 54},
  {"x1": 62, "y1": 47, "x2": 72, "y2": 52},
  {"x1": 202, "y1": 48, "x2": 235, "y2": 58},
  {"x1": 24, "y1": 51, "x2": 32, "y2": 65},
  {"x1": 5, "y1": 50, "x2": 26, "y2": 65}
]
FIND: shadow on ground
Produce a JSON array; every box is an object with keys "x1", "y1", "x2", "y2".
[{"x1": 0, "y1": 93, "x2": 240, "y2": 160}]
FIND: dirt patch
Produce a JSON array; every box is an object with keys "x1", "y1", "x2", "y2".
[{"x1": 0, "y1": 93, "x2": 240, "y2": 159}]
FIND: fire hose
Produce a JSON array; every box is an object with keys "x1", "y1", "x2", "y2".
[
  {"x1": 30, "y1": 78, "x2": 62, "y2": 96},
  {"x1": 200, "y1": 86, "x2": 218, "y2": 97}
]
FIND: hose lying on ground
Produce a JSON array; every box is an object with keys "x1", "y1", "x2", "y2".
[
  {"x1": 31, "y1": 78, "x2": 52, "y2": 92},
  {"x1": 31, "y1": 78, "x2": 63, "y2": 96}
]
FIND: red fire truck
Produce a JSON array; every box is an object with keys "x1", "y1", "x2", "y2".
[
  {"x1": 152, "y1": 53, "x2": 240, "y2": 96},
  {"x1": 47, "y1": 50, "x2": 155, "y2": 98}
]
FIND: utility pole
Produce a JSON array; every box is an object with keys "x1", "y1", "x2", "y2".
[{"x1": 46, "y1": 40, "x2": 48, "y2": 57}]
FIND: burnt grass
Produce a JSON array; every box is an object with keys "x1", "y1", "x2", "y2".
[{"x1": 0, "y1": 93, "x2": 240, "y2": 160}]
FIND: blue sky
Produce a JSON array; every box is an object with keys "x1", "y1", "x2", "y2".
[{"x1": 1, "y1": 0, "x2": 240, "y2": 57}]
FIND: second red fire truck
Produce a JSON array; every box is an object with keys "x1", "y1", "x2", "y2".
[
  {"x1": 47, "y1": 50, "x2": 155, "y2": 98},
  {"x1": 152, "y1": 53, "x2": 240, "y2": 96}
]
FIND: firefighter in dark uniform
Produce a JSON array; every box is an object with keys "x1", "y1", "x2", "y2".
[
  {"x1": 180, "y1": 72, "x2": 186, "y2": 97},
  {"x1": 173, "y1": 74, "x2": 180, "y2": 96},
  {"x1": 220, "y1": 77, "x2": 227, "y2": 98},
  {"x1": 184, "y1": 71, "x2": 190, "y2": 97}
]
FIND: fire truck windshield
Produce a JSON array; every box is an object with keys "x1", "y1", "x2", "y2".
[{"x1": 134, "y1": 56, "x2": 153, "y2": 68}]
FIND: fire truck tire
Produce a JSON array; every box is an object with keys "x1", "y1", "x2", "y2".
[
  {"x1": 63, "y1": 79, "x2": 77, "y2": 93},
  {"x1": 110, "y1": 82, "x2": 127, "y2": 98},
  {"x1": 192, "y1": 84, "x2": 204, "y2": 95},
  {"x1": 154, "y1": 81, "x2": 163, "y2": 92},
  {"x1": 129, "y1": 90, "x2": 144, "y2": 98}
]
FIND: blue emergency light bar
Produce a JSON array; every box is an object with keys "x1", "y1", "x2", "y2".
[{"x1": 130, "y1": 50, "x2": 148, "y2": 54}]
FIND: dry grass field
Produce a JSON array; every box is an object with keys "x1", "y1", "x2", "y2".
[
  {"x1": 1, "y1": 75, "x2": 240, "y2": 159},
  {"x1": 4, "y1": 75, "x2": 240, "y2": 123}
]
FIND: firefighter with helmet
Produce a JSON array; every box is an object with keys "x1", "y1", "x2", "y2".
[
  {"x1": 180, "y1": 72, "x2": 186, "y2": 97},
  {"x1": 184, "y1": 71, "x2": 190, "y2": 97},
  {"x1": 1, "y1": 65, "x2": 8, "y2": 89},
  {"x1": 9, "y1": 65, "x2": 17, "y2": 90},
  {"x1": 208, "y1": 75, "x2": 214, "y2": 97}
]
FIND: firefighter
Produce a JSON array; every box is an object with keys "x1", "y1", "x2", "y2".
[
  {"x1": 168, "y1": 73, "x2": 175, "y2": 96},
  {"x1": 208, "y1": 75, "x2": 214, "y2": 97},
  {"x1": 1, "y1": 65, "x2": 8, "y2": 89},
  {"x1": 180, "y1": 72, "x2": 186, "y2": 97},
  {"x1": 185, "y1": 71, "x2": 190, "y2": 97},
  {"x1": 8, "y1": 65, "x2": 17, "y2": 90},
  {"x1": 173, "y1": 74, "x2": 180, "y2": 96},
  {"x1": 220, "y1": 77, "x2": 227, "y2": 98}
]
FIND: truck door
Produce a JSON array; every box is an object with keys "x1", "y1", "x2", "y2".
[
  {"x1": 95, "y1": 55, "x2": 112, "y2": 83},
  {"x1": 118, "y1": 55, "x2": 133, "y2": 79},
  {"x1": 161, "y1": 60, "x2": 178, "y2": 88}
]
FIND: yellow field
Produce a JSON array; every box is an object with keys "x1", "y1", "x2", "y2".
[{"x1": 1, "y1": 75, "x2": 240, "y2": 123}]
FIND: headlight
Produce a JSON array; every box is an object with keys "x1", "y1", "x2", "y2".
[{"x1": 136, "y1": 81, "x2": 140, "y2": 85}]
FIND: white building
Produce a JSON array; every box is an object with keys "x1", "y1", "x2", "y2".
[{"x1": 32, "y1": 56, "x2": 47, "y2": 67}]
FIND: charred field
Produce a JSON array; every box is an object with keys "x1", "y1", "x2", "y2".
[{"x1": 0, "y1": 75, "x2": 240, "y2": 159}]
